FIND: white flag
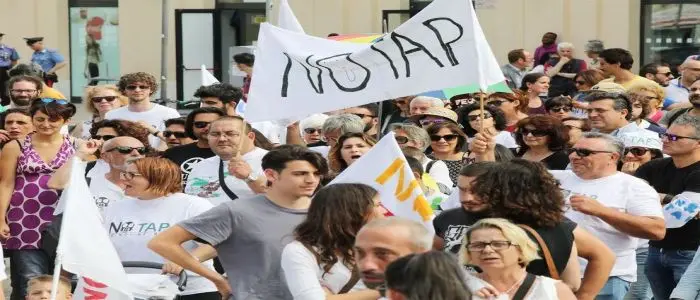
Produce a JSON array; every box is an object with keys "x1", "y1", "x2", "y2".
[
  {"x1": 245, "y1": 0, "x2": 503, "y2": 122},
  {"x1": 56, "y1": 158, "x2": 133, "y2": 299},
  {"x1": 330, "y1": 133, "x2": 434, "y2": 231},
  {"x1": 663, "y1": 192, "x2": 700, "y2": 228},
  {"x1": 278, "y1": 0, "x2": 304, "y2": 33},
  {"x1": 201, "y1": 65, "x2": 220, "y2": 86}
]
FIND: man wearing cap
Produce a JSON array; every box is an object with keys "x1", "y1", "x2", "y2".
[
  {"x1": 25, "y1": 37, "x2": 66, "y2": 87},
  {"x1": 586, "y1": 82, "x2": 656, "y2": 139},
  {"x1": 0, "y1": 33, "x2": 19, "y2": 106},
  {"x1": 410, "y1": 107, "x2": 458, "y2": 129},
  {"x1": 666, "y1": 55, "x2": 700, "y2": 109},
  {"x1": 634, "y1": 113, "x2": 700, "y2": 300}
]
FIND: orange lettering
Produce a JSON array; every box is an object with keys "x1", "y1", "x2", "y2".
[
  {"x1": 375, "y1": 158, "x2": 434, "y2": 219},
  {"x1": 412, "y1": 194, "x2": 433, "y2": 221}
]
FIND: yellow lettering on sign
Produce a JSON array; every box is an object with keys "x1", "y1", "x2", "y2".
[
  {"x1": 413, "y1": 194, "x2": 433, "y2": 221},
  {"x1": 375, "y1": 158, "x2": 434, "y2": 219}
]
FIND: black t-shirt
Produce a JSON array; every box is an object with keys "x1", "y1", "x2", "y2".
[
  {"x1": 540, "y1": 150, "x2": 570, "y2": 170},
  {"x1": 524, "y1": 218, "x2": 576, "y2": 277},
  {"x1": 433, "y1": 207, "x2": 482, "y2": 254},
  {"x1": 162, "y1": 143, "x2": 216, "y2": 185},
  {"x1": 635, "y1": 158, "x2": 700, "y2": 250}
]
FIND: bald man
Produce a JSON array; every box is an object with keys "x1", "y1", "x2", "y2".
[{"x1": 89, "y1": 136, "x2": 147, "y2": 211}]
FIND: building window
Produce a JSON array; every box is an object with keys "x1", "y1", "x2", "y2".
[{"x1": 641, "y1": 0, "x2": 700, "y2": 71}]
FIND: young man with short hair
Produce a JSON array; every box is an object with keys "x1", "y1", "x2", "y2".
[
  {"x1": 195, "y1": 83, "x2": 242, "y2": 116},
  {"x1": 598, "y1": 48, "x2": 656, "y2": 90},
  {"x1": 501, "y1": 48, "x2": 533, "y2": 90},
  {"x1": 149, "y1": 144, "x2": 328, "y2": 299},
  {"x1": 163, "y1": 117, "x2": 192, "y2": 148}
]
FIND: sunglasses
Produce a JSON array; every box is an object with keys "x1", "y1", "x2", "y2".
[
  {"x1": 567, "y1": 148, "x2": 613, "y2": 157},
  {"x1": 519, "y1": 128, "x2": 549, "y2": 137},
  {"x1": 395, "y1": 136, "x2": 409, "y2": 144},
  {"x1": 549, "y1": 107, "x2": 571, "y2": 113},
  {"x1": 91, "y1": 96, "x2": 119, "y2": 103},
  {"x1": 193, "y1": 121, "x2": 211, "y2": 129},
  {"x1": 657, "y1": 72, "x2": 673, "y2": 77},
  {"x1": 106, "y1": 146, "x2": 148, "y2": 155},
  {"x1": 125, "y1": 85, "x2": 150, "y2": 91},
  {"x1": 625, "y1": 147, "x2": 650, "y2": 156},
  {"x1": 430, "y1": 134, "x2": 459, "y2": 142},
  {"x1": 467, "y1": 113, "x2": 492, "y2": 122},
  {"x1": 661, "y1": 132, "x2": 700, "y2": 141},
  {"x1": 487, "y1": 100, "x2": 506, "y2": 107},
  {"x1": 163, "y1": 131, "x2": 187, "y2": 138},
  {"x1": 93, "y1": 134, "x2": 116, "y2": 141},
  {"x1": 303, "y1": 128, "x2": 321, "y2": 134},
  {"x1": 40, "y1": 98, "x2": 69, "y2": 105}
]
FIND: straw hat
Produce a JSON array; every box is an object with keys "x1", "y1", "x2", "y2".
[{"x1": 410, "y1": 107, "x2": 458, "y2": 124}]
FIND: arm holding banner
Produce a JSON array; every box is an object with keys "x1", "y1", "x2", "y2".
[
  {"x1": 286, "y1": 122, "x2": 307, "y2": 146},
  {"x1": 470, "y1": 131, "x2": 496, "y2": 162}
]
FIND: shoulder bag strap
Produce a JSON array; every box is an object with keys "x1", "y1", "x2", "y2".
[
  {"x1": 511, "y1": 273, "x2": 536, "y2": 300},
  {"x1": 518, "y1": 224, "x2": 560, "y2": 279},
  {"x1": 338, "y1": 268, "x2": 360, "y2": 294},
  {"x1": 218, "y1": 158, "x2": 239, "y2": 201}
]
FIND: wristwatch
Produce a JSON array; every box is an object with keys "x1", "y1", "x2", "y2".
[{"x1": 243, "y1": 173, "x2": 257, "y2": 183}]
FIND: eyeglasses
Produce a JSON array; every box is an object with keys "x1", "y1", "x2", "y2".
[
  {"x1": 353, "y1": 113, "x2": 375, "y2": 119},
  {"x1": 125, "y1": 85, "x2": 150, "y2": 91},
  {"x1": 487, "y1": 100, "x2": 506, "y2": 107},
  {"x1": 419, "y1": 118, "x2": 447, "y2": 126},
  {"x1": 567, "y1": 148, "x2": 613, "y2": 157},
  {"x1": 91, "y1": 96, "x2": 119, "y2": 103},
  {"x1": 574, "y1": 81, "x2": 587, "y2": 85},
  {"x1": 40, "y1": 98, "x2": 69, "y2": 105},
  {"x1": 549, "y1": 107, "x2": 571, "y2": 113},
  {"x1": 10, "y1": 89, "x2": 38, "y2": 94},
  {"x1": 519, "y1": 128, "x2": 549, "y2": 137},
  {"x1": 661, "y1": 132, "x2": 700, "y2": 141},
  {"x1": 303, "y1": 128, "x2": 321, "y2": 134},
  {"x1": 92, "y1": 134, "x2": 116, "y2": 141},
  {"x1": 625, "y1": 147, "x2": 650, "y2": 156},
  {"x1": 430, "y1": 134, "x2": 459, "y2": 142},
  {"x1": 467, "y1": 113, "x2": 492, "y2": 122},
  {"x1": 106, "y1": 146, "x2": 148, "y2": 155},
  {"x1": 163, "y1": 131, "x2": 187, "y2": 138},
  {"x1": 395, "y1": 136, "x2": 409, "y2": 144},
  {"x1": 120, "y1": 171, "x2": 144, "y2": 180},
  {"x1": 657, "y1": 72, "x2": 673, "y2": 77},
  {"x1": 193, "y1": 121, "x2": 211, "y2": 129},
  {"x1": 466, "y1": 241, "x2": 514, "y2": 252}
]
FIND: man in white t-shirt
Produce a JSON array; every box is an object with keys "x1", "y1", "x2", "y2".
[
  {"x1": 185, "y1": 116, "x2": 267, "y2": 206},
  {"x1": 105, "y1": 72, "x2": 180, "y2": 148},
  {"x1": 551, "y1": 132, "x2": 665, "y2": 300},
  {"x1": 89, "y1": 136, "x2": 146, "y2": 212}
]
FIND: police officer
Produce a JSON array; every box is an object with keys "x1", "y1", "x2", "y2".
[
  {"x1": 24, "y1": 37, "x2": 66, "y2": 88},
  {"x1": 0, "y1": 33, "x2": 19, "y2": 106}
]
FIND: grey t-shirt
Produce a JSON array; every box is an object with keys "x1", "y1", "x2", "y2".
[{"x1": 179, "y1": 194, "x2": 307, "y2": 300}]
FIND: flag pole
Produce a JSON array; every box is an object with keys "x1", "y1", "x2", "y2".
[
  {"x1": 376, "y1": 101, "x2": 384, "y2": 139},
  {"x1": 479, "y1": 92, "x2": 485, "y2": 133},
  {"x1": 48, "y1": 257, "x2": 63, "y2": 300},
  {"x1": 49, "y1": 157, "x2": 76, "y2": 300}
]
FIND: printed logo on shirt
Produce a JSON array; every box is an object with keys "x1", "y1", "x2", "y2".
[
  {"x1": 181, "y1": 157, "x2": 205, "y2": 183},
  {"x1": 443, "y1": 225, "x2": 470, "y2": 252},
  {"x1": 108, "y1": 221, "x2": 170, "y2": 236},
  {"x1": 188, "y1": 177, "x2": 222, "y2": 199},
  {"x1": 560, "y1": 188, "x2": 599, "y2": 211},
  {"x1": 94, "y1": 196, "x2": 111, "y2": 209}
]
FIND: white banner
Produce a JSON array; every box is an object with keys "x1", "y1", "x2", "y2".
[
  {"x1": 330, "y1": 133, "x2": 434, "y2": 231},
  {"x1": 664, "y1": 192, "x2": 700, "y2": 228},
  {"x1": 245, "y1": 0, "x2": 504, "y2": 122}
]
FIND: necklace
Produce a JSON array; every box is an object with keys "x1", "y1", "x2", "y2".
[{"x1": 501, "y1": 272, "x2": 528, "y2": 295}]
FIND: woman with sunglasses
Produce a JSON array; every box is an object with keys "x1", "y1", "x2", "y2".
[
  {"x1": 71, "y1": 85, "x2": 127, "y2": 139},
  {"x1": 281, "y1": 183, "x2": 385, "y2": 300},
  {"x1": 328, "y1": 132, "x2": 376, "y2": 174},
  {"x1": 515, "y1": 115, "x2": 570, "y2": 170},
  {"x1": 619, "y1": 131, "x2": 664, "y2": 175},
  {"x1": 520, "y1": 73, "x2": 550, "y2": 116},
  {"x1": 426, "y1": 122, "x2": 467, "y2": 185},
  {"x1": 0, "y1": 98, "x2": 79, "y2": 298},
  {"x1": 485, "y1": 91, "x2": 529, "y2": 133},
  {"x1": 458, "y1": 103, "x2": 518, "y2": 150},
  {"x1": 628, "y1": 82, "x2": 666, "y2": 134},
  {"x1": 571, "y1": 69, "x2": 606, "y2": 117},
  {"x1": 299, "y1": 114, "x2": 329, "y2": 146},
  {"x1": 544, "y1": 96, "x2": 573, "y2": 121},
  {"x1": 104, "y1": 157, "x2": 219, "y2": 299}
]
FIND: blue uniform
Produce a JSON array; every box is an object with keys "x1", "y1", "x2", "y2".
[
  {"x1": 0, "y1": 44, "x2": 19, "y2": 68},
  {"x1": 31, "y1": 49, "x2": 64, "y2": 72}
]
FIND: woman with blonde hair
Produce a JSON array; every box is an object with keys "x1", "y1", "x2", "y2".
[
  {"x1": 71, "y1": 84, "x2": 128, "y2": 139},
  {"x1": 628, "y1": 81, "x2": 666, "y2": 125},
  {"x1": 461, "y1": 218, "x2": 576, "y2": 300}
]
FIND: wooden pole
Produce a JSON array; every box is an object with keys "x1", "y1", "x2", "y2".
[{"x1": 479, "y1": 92, "x2": 485, "y2": 133}]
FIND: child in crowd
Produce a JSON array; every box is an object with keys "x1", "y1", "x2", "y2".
[
  {"x1": 26, "y1": 275, "x2": 72, "y2": 300},
  {"x1": 404, "y1": 155, "x2": 448, "y2": 215}
]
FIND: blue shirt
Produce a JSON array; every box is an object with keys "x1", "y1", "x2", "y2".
[
  {"x1": 31, "y1": 49, "x2": 64, "y2": 72},
  {"x1": 0, "y1": 44, "x2": 19, "y2": 68}
]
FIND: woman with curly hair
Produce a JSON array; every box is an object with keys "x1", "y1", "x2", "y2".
[
  {"x1": 71, "y1": 84, "x2": 127, "y2": 139},
  {"x1": 281, "y1": 183, "x2": 385, "y2": 299},
  {"x1": 327, "y1": 132, "x2": 376, "y2": 174},
  {"x1": 470, "y1": 159, "x2": 615, "y2": 297},
  {"x1": 515, "y1": 115, "x2": 570, "y2": 170},
  {"x1": 458, "y1": 103, "x2": 517, "y2": 149}
]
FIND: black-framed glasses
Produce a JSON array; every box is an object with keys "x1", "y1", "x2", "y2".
[
  {"x1": 519, "y1": 128, "x2": 549, "y2": 137},
  {"x1": 106, "y1": 146, "x2": 148, "y2": 155},
  {"x1": 40, "y1": 98, "x2": 69, "y2": 105},
  {"x1": 549, "y1": 107, "x2": 571, "y2": 113},
  {"x1": 303, "y1": 128, "x2": 321, "y2": 134},
  {"x1": 467, "y1": 113, "x2": 492, "y2": 122},
  {"x1": 430, "y1": 134, "x2": 459, "y2": 142},
  {"x1": 395, "y1": 136, "x2": 409, "y2": 144},
  {"x1": 625, "y1": 147, "x2": 649, "y2": 156},
  {"x1": 163, "y1": 131, "x2": 187, "y2": 138},
  {"x1": 10, "y1": 89, "x2": 38, "y2": 94},
  {"x1": 466, "y1": 241, "x2": 514, "y2": 252},
  {"x1": 125, "y1": 85, "x2": 150, "y2": 91},
  {"x1": 92, "y1": 134, "x2": 116, "y2": 141},
  {"x1": 661, "y1": 133, "x2": 700, "y2": 142},
  {"x1": 193, "y1": 121, "x2": 211, "y2": 129},
  {"x1": 91, "y1": 96, "x2": 119, "y2": 103},
  {"x1": 567, "y1": 148, "x2": 613, "y2": 157}
]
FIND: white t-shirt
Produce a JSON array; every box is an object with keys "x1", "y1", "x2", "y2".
[
  {"x1": 185, "y1": 147, "x2": 268, "y2": 206},
  {"x1": 281, "y1": 241, "x2": 366, "y2": 299},
  {"x1": 102, "y1": 193, "x2": 216, "y2": 295},
  {"x1": 89, "y1": 173, "x2": 125, "y2": 214},
  {"x1": 551, "y1": 170, "x2": 664, "y2": 282},
  {"x1": 422, "y1": 156, "x2": 453, "y2": 189},
  {"x1": 494, "y1": 131, "x2": 518, "y2": 149},
  {"x1": 105, "y1": 104, "x2": 180, "y2": 147},
  {"x1": 465, "y1": 273, "x2": 558, "y2": 300}
]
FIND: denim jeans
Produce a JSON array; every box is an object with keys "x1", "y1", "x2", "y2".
[
  {"x1": 646, "y1": 247, "x2": 696, "y2": 300},
  {"x1": 670, "y1": 247, "x2": 700, "y2": 300},
  {"x1": 597, "y1": 276, "x2": 631, "y2": 300},
  {"x1": 624, "y1": 248, "x2": 653, "y2": 300},
  {"x1": 9, "y1": 249, "x2": 52, "y2": 300}
]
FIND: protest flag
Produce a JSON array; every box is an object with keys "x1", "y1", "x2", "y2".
[
  {"x1": 201, "y1": 65, "x2": 219, "y2": 86},
  {"x1": 330, "y1": 133, "x2": 434, "y2": 232},
  {"x1": 50, "y1": 158, "x2": 132, "y2": 300},
  {"x1": 278, "y1": 0, "x2": 304, "y2": 34}
]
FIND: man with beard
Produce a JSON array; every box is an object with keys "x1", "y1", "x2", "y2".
[
  {"x1": 5, "y1": 75, "x2": 41, "y2": 109},
  {"x1": 354, "y1": 217, "x2": 433, "y2": 297},
  {"x1": 345, "y1": 103, "x2": 379, "y2": 139},
  {"x1": 7, "y1": 63, "x2": 65, "y2": 99},
  {"x1": 640, "y1": 63, "x2": 674, "y2": 87},
  {"x1": 661, "y1": 79, "x2": 700, "y2": 128},
  {"x1": 666, "y1": 55, "x2": 700, "y2": 108}
]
